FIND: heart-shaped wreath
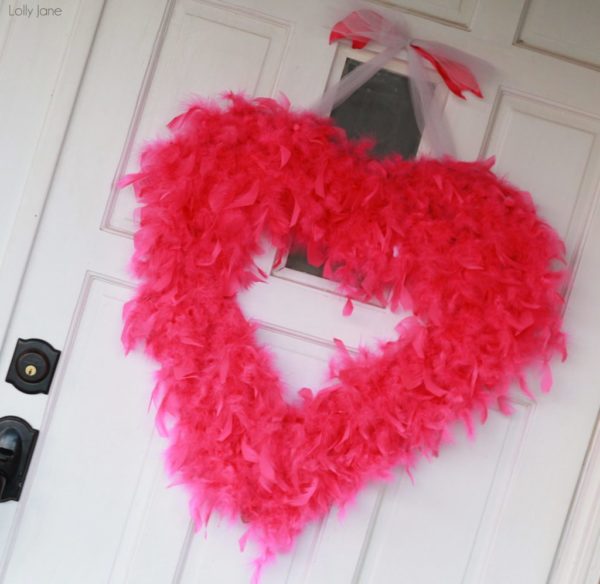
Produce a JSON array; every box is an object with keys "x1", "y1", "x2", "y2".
[{"x1": 122, "y1": 92, "x2": 566, "y2": 575}]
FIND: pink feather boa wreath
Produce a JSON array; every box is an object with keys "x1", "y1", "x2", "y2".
[{"x1": 121, "y1": 94, "x2": 566, "y2": 575}]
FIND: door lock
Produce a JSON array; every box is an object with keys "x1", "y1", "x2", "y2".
[
  {"x1": 6, "y1": 338, "x2": 60, "y2": 395},
  {"x1": 0, "y1": 417, "x2": 38, "y2": 502}
]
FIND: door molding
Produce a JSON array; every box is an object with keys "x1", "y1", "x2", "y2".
[
  {"x1": 0, "y1": 0, "x2": 106, "y2": 352},
  {"x1": 550, "y1": 409, "x2": 600, "y2": 583}
]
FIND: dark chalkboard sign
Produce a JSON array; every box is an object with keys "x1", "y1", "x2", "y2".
[{"x1": 331, "y1": 58, "x2": 421, "y2": 159}]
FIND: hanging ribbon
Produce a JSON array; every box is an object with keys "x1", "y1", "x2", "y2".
[{"x1": 312, "y1": 10, "x2": 488, "y2": 158}]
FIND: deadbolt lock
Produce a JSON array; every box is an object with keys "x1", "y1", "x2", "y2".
[{"x1": 6, "y1": 339, "x2": 61, "y2": 395}]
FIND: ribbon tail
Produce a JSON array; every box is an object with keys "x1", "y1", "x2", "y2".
[
  {"x1": 410, "y1": 42, "x2": 483, "y2": 99},
  {"x1": 407, "y1": 46, "x2": 456, "y2": 158}
]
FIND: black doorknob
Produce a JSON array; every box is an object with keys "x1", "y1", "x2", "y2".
[
  {"x1": 0, "y1": 417, "x2": 38, "y2": 502},
  {"x1": 0, "y1": 428, "x2": 21, "y2": 496}
]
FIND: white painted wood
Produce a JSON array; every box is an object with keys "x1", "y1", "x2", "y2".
[
  {"x1": 1, "y1": 275, "x2": 160, "y2": 583},
  {"x1": 0, "y1": 0, "x2": 104, "y2": 350},
  {"x1": 0, "y1": 0, "x2": 79, "y2": 263},
  {"x1": 0, "y1": 0, "x2": 600, "y2": 582},
  {"x1": 377, "y1": 0, "x2": 479, "y2": 28},
  {"x1": 516, "y1": 0, "x2": 600, "y2": 68},
  {"x1": 480, "y1": 89, "x2": 600, "y2": 263},
  {"x1": 550, "y1": 412, "x2": 600, "y2": 584},
  {"x1": 359, "y1": 407, "x2": 532, "y2": 583}
]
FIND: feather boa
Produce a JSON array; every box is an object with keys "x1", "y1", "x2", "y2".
[{"x1": 122, "y1": 94, "x2": 566, "y2": 578}]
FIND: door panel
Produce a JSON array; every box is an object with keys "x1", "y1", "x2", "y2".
[
  {"x1": 1, "y1": 275, "x2": 161, "y2": 582},
  {"x1": 104, "y1": 0, "x2": 292, "y2": 236},
  {"x1": 481, "y1": 89, "x2": 600, "y2": 264},
  {"x1": 516, "y1": 0, "x2": 600, "y2": 68}
]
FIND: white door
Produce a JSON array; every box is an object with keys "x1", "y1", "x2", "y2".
[{"x1": 1, "y1": 1, "x2": 600, "y2": 583}]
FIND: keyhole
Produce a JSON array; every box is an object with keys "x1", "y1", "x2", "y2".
[{"x1": 24, "y1": 365, "x2": 37, "y2": 377}]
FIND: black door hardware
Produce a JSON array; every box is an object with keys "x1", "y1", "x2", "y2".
[
  {"x1": 6, "y1": 338, "x2": 60, "y2": 395},
  {"x1": 0, "y1": 417, "x2": 38, "y2": 502}
]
